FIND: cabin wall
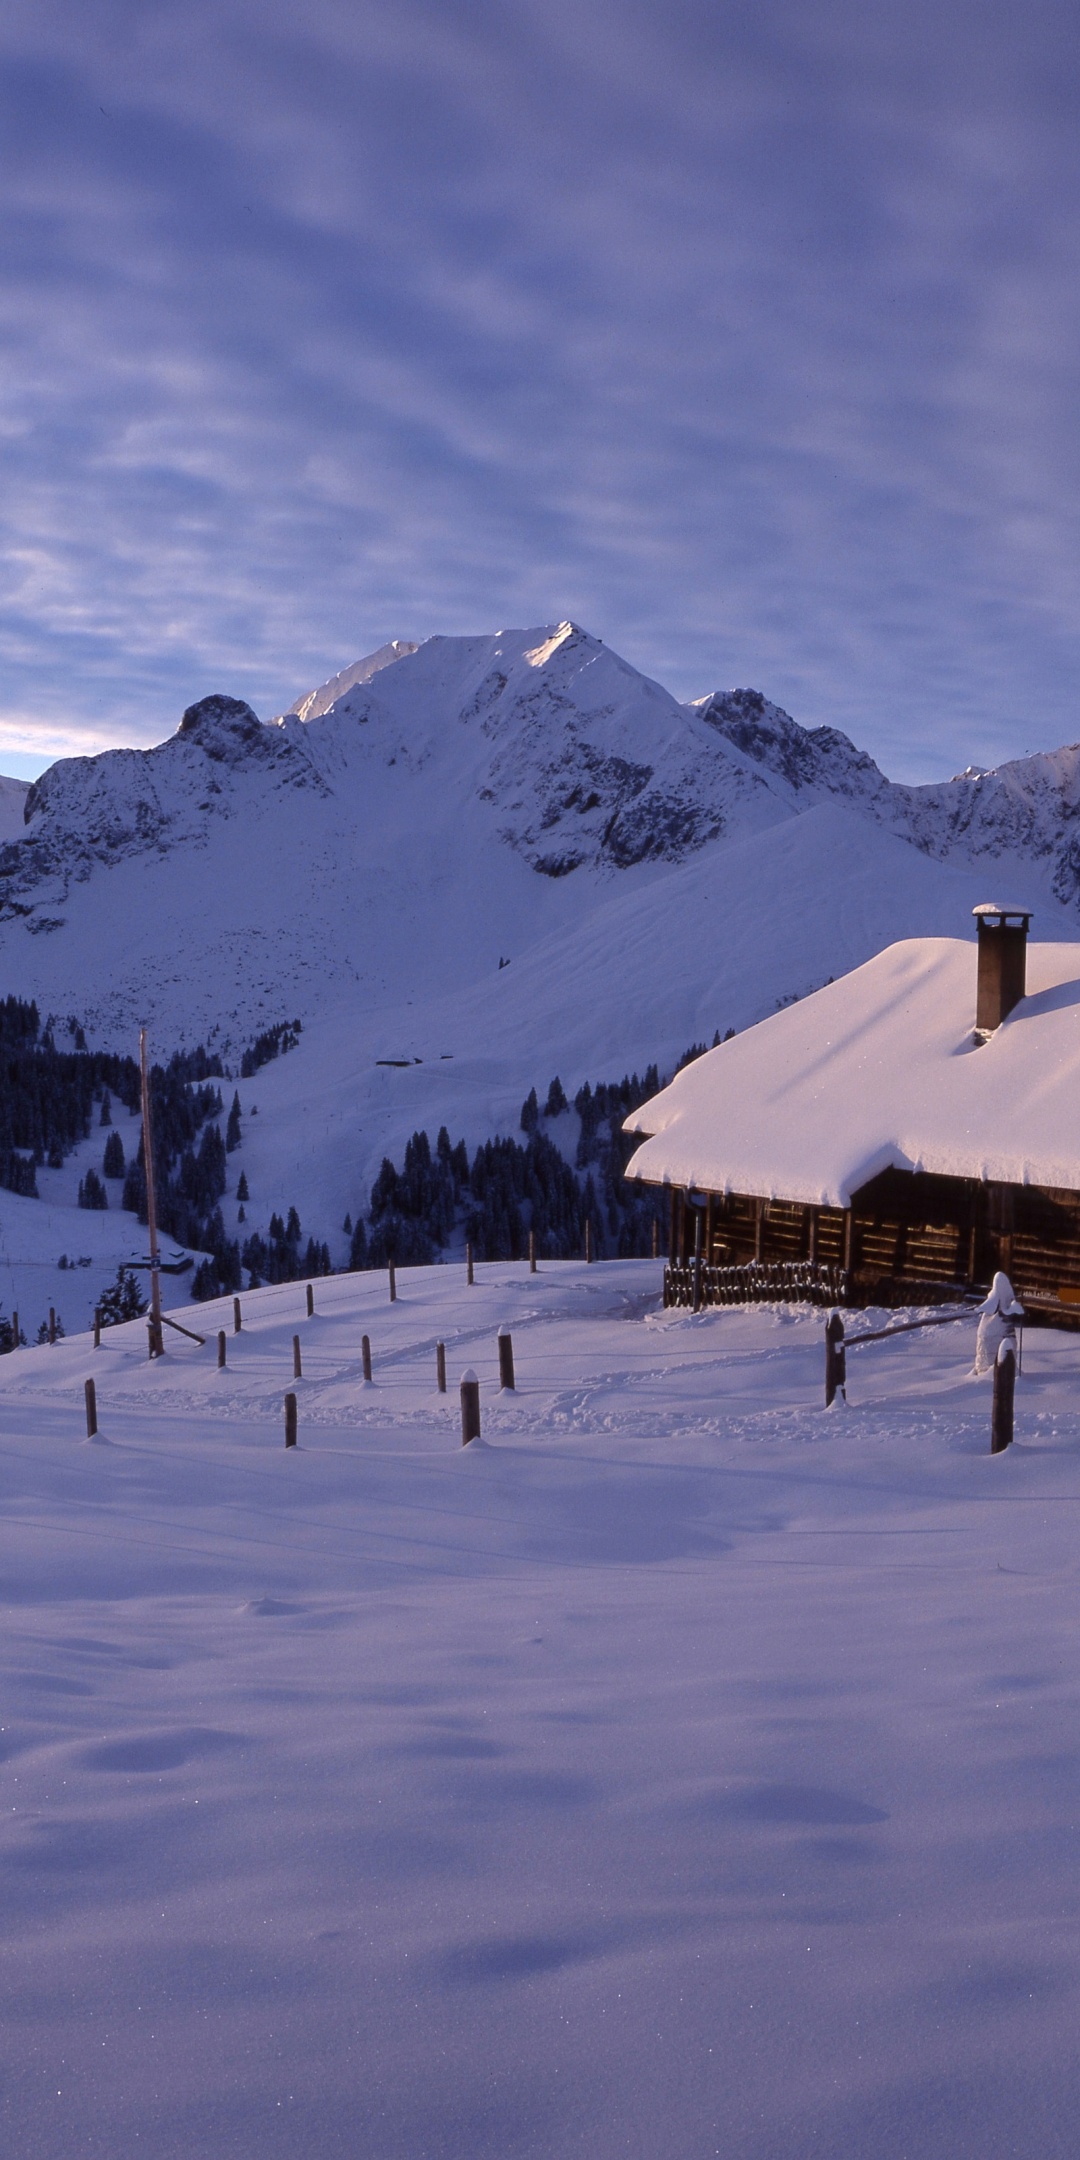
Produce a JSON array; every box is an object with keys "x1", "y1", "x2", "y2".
[{"x1": 663, "y1": 1171, "x2": 1080, "y2": 1308}]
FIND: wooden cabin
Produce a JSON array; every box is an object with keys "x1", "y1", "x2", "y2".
[{"x1": 623, "y1": 908, "x2": 1080, "y2": 1316}]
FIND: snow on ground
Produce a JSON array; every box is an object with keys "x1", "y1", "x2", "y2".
[
  {"x1": 3, "y1": 1258, "x2": 1080, "y2": 2157},
  {"x1": 0, "y1": 1100, "x2": 160, "y2": 1343}
]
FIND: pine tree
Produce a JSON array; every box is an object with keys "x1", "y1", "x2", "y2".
[
  {"x1": 237, "y1": 1171, "x2": 249, "y2": 1202},
  {"x1": 78, "y1": 1168, "x2": 108, "y2": 1210},
  {"x1": 343, "y1": 1212, "x2": 352, "y2": 1234},
  {"x1": 226, "y1": 1091, "x2": 242, "y2": 1151},
  {"x1": 520, "y1": 1086, "x2": 539, "y2": 1134},
  {"x1": 103, "y1": 1130, "x2": 125, "y2": 1178},
  {"x1": 544, "y1": 1076, "x2": 568, "y2": 1117},
  {"x1": 100, "y1": 1088, "x2": 112, "y2": 1127}
]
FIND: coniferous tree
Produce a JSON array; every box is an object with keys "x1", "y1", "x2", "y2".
[
  {"x1": 100, "y1": 1088, "x2": 112, "y2": 1126},
  {"x1": 544, "y1": 1076, "x2": 568, "y2": 1117},
  {"x1": 237, "y1": 1171, "x2": 249, "y2": 1202},
  {"x1": 520, "y1": 1086, "x2": 539, "y2": 1134},
  {"x1": 103, "y1": 1130, "x2": 125, "y2": 1178},
  {"x1": 98, "y1": 1266, "x2": 148, "y2": 1325},
  {"x1": 78, "y1": 1168, "x2": 108, "y2": 1210},
  {"x1": 226, "y1": 1091, "x2": 242, "y2": 1151}
]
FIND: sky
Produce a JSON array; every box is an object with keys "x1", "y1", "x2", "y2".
[{"x1": 3, "y1": 0, "x2": 1080, "y2": 785}]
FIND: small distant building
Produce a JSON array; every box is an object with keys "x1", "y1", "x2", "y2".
[{"x1": 623, "y1": 907, "x2": 1080, "y2": 1315}]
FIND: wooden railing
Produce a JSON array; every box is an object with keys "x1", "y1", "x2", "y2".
[{"x1": 663, "y1": 1259, "x2": 848, "y2": 1310}]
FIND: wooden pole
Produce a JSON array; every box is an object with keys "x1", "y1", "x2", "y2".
[
  {"x1": 585, "y1": 1218, "x2": 593, "y2": 1265},
  {"x1": 389, "y1": 1261, "x2": 397, "y2": 1303},
  {"x1": 292, "y1": 1334, "x2": 302, "y2": 1379},
  {"x1": 498, "y1": 1326, "x2": 515, "y2": 1391},
  {"x1": 84, "y1": 1377, "x2": 97, "y2": 1438},
  {"x1": 233, "y1": 1296, "x2": 242, "y2": 1334},
  {"x1": 529, "y1": 1229, "x2": 537, "y2": 1274},
  {"x1": 991, "y1": 1339, "x2": 1016, "y2": 1453},
  {"x1": 651, "y1": 1217, "x2": 659, "y2": 1260},
  {"x1": 466, "y1": 1241, "x2": 474, "y2": 1286},
  {"x1": 692, "y1": 1208, "x2": 703, "y2": 1313},
  {"x1": 825, "y1": 1310, "x2": 847, "y2": 1406},
  {"x1": 93, "y1": 1308, "x2": 101, "y2": 1350},
  {"x1": 12, "y1": 1309, "x2": 18, "y2": 1348},
  {"x1": 139, "y1": 1027, "x2": 164, "y2": 1357},
  {"x1": 217, "y1": 1329, "x2": 226, "y2": 1369},
  {"x1": 306, "y1": 1282, "x2": 314, "y2": 1318},
  {"x1": 436, "y1": 1340, "x2": 446, "y2": 1392},
  {"x1": 361, "y1": 1333, "x2": 372, "y2": 1383},
  {"x1": 49, "y1": 1306, "x2": 56, "y2": 1345},
  {"x1": 460, "y1": 1368, "x2": 481, "y2": 1445},
  {"x1": 284, "y1": 1392, "x2": 297, "y2": 1447}
]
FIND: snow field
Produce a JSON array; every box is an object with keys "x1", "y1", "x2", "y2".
[{"x1": 3, "y1": 1261, "x2": 1080, "y2": 2157}]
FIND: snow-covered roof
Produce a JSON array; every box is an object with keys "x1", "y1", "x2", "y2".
[{"x1": 623, "y1": 936, "x2": 1080, "y2": 1206}]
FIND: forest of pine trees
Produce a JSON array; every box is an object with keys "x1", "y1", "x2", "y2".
[{"x1": 0, "y1": 990, "x2": 736, "y2": 1334}]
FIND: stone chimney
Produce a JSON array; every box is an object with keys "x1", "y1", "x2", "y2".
[{"x1": 973, "y1": 904, "x2": 1031, "y2": 1035}]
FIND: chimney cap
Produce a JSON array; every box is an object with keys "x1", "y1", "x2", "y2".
[{"x1": 973, "y1": 902, "x2": 1032, "y2": 924}]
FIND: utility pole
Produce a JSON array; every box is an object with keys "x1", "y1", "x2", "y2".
[{"x1": 140, "y1": 1028, "x2": 164, "y2": 1358}]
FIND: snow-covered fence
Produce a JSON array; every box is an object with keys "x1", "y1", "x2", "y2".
[
  {"x1": 664, "y1": 1259, "x2": 847, "y2": 1310},
  {"x1": 824, "y1": 1304, "x2": 982, "y2": 1408}
]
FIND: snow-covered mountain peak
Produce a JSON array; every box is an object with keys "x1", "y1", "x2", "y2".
[
  {"x1": 284, "y1": 640, "x2": 419, "y2": 724},
  {"x1": 0, "y1": 775, "x2": 29, "y2": 842},
  {"x1": 177, "y1": 693, "x2": 266, "y2": 757}
]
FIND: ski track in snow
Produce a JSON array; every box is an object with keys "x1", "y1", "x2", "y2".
[{"x1": 2, "y1": 1257, "x2": 1080, "y2": 2158}]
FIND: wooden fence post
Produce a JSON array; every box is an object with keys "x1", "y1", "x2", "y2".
[
  {"x1": 466, "y1": 1241, "x2": 474, "y2": 1286},
  {"x1": 12, "y1": 1310, "x2": 17, "y2": 1349},
  {"x1": 292, "y1": 1334, "x2": 302, "y2": 1380},
  {"x1": 460, "y1": 1368, "x2": 481, "y2": 1445},
  {"x1": 233, "y1": 1296, "x2": 242, "y2": 1334},
  {"x1": 93, "y1": 1308, "x2": 101, "y2": 1350},
  {"x1": 84, "y1": 1377, "x2": 97, "y2": 1438},
  {"x1": 362, "y1": 1333, "x2": 372, "y2": 1383},
  {"x1": 49, "y1": 1306, "x2": 56, "y2": 1345},
  {"x1": 585, "y1": 1219, "x2": 593, "y2": 1265},
  {"x1": 306, "y1": 1282, "x2": 314, "y2": 1318},
  {"x1": 436, "y1": 1340, "x2": 447, "y2": 1392},
  {"x1": 652, "y1": 1218, "x2": 659, "y2": 1260},
  {"x1": 498, "y1": 1326, "x2": 515, "y2": 1391},
  {"x1": 529, "y1": 1229, "x2": 537, "y2": 1274},
  {"x1": 389, "y1": 1261, "x2": 397, "y2": 1303},
  {"x1": 217, "y1": 1329, "x2": 226, "y2": 1369},
  {"x1": 692, "y1": 1209, "x2": 703, "y2": 1314},
  {"x1": 992, "y1": 1338, "x2": 1016, "y2": 1453},
  {"x1": 825, "y1": 1310, "x2": 846, "y2": 1406},
  {"x1": 284, "y1": 1392, "x2": 297, "y2": 1448}
]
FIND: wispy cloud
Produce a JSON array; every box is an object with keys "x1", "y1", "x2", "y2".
[{"x1": 2, "y1": 1, "x2": 1080, "y2": 781}]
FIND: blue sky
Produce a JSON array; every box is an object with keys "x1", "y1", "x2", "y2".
[{"x1": 3, "y1": 0, "x2": 1080, "y2": 783}]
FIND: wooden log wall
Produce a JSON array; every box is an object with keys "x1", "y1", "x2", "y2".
[{"x1": 660, "y1": 1168, "x2": 1080, "y2": 1311}]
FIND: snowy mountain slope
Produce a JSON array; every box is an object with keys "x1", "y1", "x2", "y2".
[
  {"x1": 700, "y1": 686, "x2": 1080, "y2": 899},
  {"x1": 0, "y1": 774, "x2": 29, "y2": 843},
  {"x1": 284, "y1": 638, "x2": 418, "y2": 721},
  {"x1": 4, "y1": 620, "x2": 1080, "y2": 1313},
  {"x1": 219, "y1": 804, "x2": 1077, "y2": 1269},
  {"x1": 0, "y1": 624, "x2": 803, "y2": 1045}
]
